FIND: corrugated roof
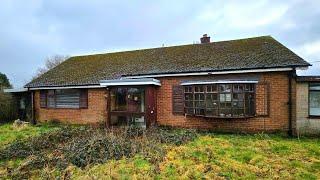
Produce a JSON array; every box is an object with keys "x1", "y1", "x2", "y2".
[{"x1": 25, "y1": 36, "x2": 310, "y2": 88}]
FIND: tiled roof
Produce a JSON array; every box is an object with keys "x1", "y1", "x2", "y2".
[{"x1": 25, "y1": 36, "x2": 310, "y2": 88}]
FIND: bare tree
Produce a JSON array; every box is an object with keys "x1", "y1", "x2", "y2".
[{"x1": 33, "y1": 55, "x2": 69, "y2": 79}]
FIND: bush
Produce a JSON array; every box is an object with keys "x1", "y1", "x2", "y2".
[{"x1": 0, "y1": 126, "x2": 198, "y2": 179}]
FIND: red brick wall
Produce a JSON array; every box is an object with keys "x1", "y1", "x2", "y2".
[
  {"x1": 156, "y1": 72, "x2": 291, "y2": 133},
  {"x1": 33, "y1": 71, "x2": 293, "y2": 133},
  {"x1": 34, "y1": 88, "x2": 108, "y2": 125}
]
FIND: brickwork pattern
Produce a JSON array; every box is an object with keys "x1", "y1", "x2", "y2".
[
  {"x1": 156, "y1": 72, "x2": 290, "y2": 133},
  {"x1": 34, "y1": 89, "x2": 108, "y2": 125}
]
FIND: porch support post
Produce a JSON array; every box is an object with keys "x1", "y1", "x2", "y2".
[{"x1": 105, "y1": 88, "x2": 111, "y2": 128}]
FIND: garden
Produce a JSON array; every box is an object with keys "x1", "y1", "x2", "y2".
[{"x1": 0, "y1": 122, "x2": 319, "y2": 179}]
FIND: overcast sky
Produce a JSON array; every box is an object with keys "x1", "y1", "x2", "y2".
[{"x1": 0, "y1": 0, "x2": 319, "y2": 88}]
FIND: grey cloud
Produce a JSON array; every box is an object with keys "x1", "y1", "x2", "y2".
[{"x1": 0, "y1": 0, "x2": 319, "y2": 87}]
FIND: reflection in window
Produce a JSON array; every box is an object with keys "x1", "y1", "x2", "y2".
[{"x1": 111, "y1": 87, "x2": 145, "y2": 113}]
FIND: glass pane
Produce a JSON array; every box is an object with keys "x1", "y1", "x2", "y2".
[
  {"x1": 225, "y1": 94, "x2": 231, "y2": 102},
  {"x1": 195, "y1": 101, "x2": 205, "y2": 108},
  {"x1": 127, "y1": 88, "x2": 145, "y2": 112},
  {"x1": 220, "y1": 94, "x2": 225, "y2": 102},
  {"x1": 195, "y1": 94, "x2": 204, "y2": 100},
  {"x1": 195, "y1": 109, "x2": 205, "y2": 115},
  {"x1": 219, "y1": 94, "x2": 231, "y2": 102},
  {"x1": 245, "y1": 93, "x2": 255, "y2": 116},
  {"x1": 111, "y1": 88, "x2": 127, "y2": 111},
  {"x1": 207, "y1": 85, "x2": 217, "y2": 92},
  {"x1": 184, "y1": 94, "x2": 193, "y2": 101},
  {"x1": 47, "y1": 90, "x2": 55, "y2": 108},
  {"x1": 245, "y1": 84, "x2": 254, "y2": 92},
  {"x1": 310, "y1": 83, "x2": 320, "y2": 90},
  {"x1": 233, "y1": 93, "x2": 244, "y2": 101},
  {"x1": 185, "y1": 108, "x2": 194, "y2": 114},
  {"x1": 185, "y1": 101, "x2": 193, "y2": 107},
  {"x1": 184, "y1": 86, "x2": 192, "y2": 93},
  {"x1": 195, "y1": 94, "x2": 199, "y2": 100},
  {"x1": 195, "y1": 86, "x2": 204, "y2": 92},
  {"x1": 233, "y1": 84, "x2": 244, "y2": 92},
  {"x1": 310, "y1": 91, "x2": 320, "y2": 115},
  {"x1": 206, "y1": 95, "x2": 213, "y2": 108},
  {"x1": 233, "y1": 109, "x2": 245, "y2": 116},
  {"x1": 233, "y1": 101, "x2": 244, "y2": 108},
  {"x1": 219, "y1": 84, "x2": 231, "y2": 92},
  {"x1": 200, "y1": 94, "x2": 204, "y2": 100}
]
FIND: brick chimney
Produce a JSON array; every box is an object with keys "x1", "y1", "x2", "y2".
[{"x1": 200, "y1": 34, "x2": 210, "y2": 44}]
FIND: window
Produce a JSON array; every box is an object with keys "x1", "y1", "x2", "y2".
[
  {"x1": 110, "y1": 87, "x2": 146, "y2": 127},
  {"x1": 309, "y1": 83, "x2": 320, "y2": 116},
  {"x1": 40, "y1": 89, "x2": 87, "y2": 109},
  {"x1": 110, "y1": 87, "x2": 145, "y2": 113},
  {"x1": 184, "y1": 84, "x2": 255, "y2": 118}
]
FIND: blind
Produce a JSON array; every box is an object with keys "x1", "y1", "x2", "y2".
[
  {"x1": 40, "y1": 91, "x2": 47, "y2": 108},
  {"x1": 55, "y1": 89, "x2": 80, "y2": 108}
]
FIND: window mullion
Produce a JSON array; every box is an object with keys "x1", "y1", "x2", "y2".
[
  {"x1": 231, "y1": 84, "x2": 233, "y2": 117},
  {"x1": 217, "y1": 84, "x2": 220, "y2": 116},
  {"x1": 54, "y1": 90, "x2": 57, "y2": 108},
  {"x1": 204, "y1": 85, "x2": 206, "y2": 116}
]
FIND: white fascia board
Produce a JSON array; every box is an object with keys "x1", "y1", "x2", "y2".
[
  {"x1": 181, "y1": 80, "x2": 259, "y2": 86},
  {"x1": 122, "y1": 67, "x2": 293, "y2": 79},
  {"x1": 4, "y1": 88, "x2": 28, "y2": 93},
  {"x1": 100, "y1": 81, "x2": 161, "y2": 86},
  {"x1": 100, "y1": 78, "x2": 161, "y2": 86},
  {"x1": 29, "y1": 85, "x2": 104, "y2": 90}
]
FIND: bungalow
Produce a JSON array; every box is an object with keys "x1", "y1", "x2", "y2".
[{"x1": 16, "y1": 35, "x2": 320, "y2": 134}]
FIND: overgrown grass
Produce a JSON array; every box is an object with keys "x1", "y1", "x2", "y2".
[
  {"x1": 158, "y1": 134, "x2": 320, "y2": 179},
  {"x1": 0, "y1": 123, "x2": 319, "y2": 179},
  {"x1": 0, "y1": 122, "x2": 61, "y2": 147}
]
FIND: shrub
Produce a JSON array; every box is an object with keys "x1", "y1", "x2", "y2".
[{"x1": 0, "y1": 125, "x2": 198, "y2": 179}]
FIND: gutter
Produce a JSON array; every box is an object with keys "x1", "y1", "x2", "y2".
[
  {"x1": 123, "y1": 67, "x2": 295, "y2": 79},
  {"x1": 28, "y1": 85, "x2": 104, "y2": 90}
]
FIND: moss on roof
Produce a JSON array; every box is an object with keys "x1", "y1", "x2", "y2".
[{"x1": 26, "y1": 36, "x2": 310, "y2": 88}]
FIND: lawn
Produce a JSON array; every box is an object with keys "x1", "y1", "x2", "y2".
[
  {"x1": 0, "y1": 122, "x2": 61, "y2": 147},
  {"x1": 0, "y1": 123, "x2": 319, "y2": 179}
]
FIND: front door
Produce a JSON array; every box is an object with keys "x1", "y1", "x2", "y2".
[{"x1": 146, "y1": 86, "x2": 156, "y2": 127}]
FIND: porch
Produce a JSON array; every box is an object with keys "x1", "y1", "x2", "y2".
[{"x1": 100, "y1": 78, "x2": 160, "y2": 128}]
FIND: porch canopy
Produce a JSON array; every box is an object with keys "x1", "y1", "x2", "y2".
[{"x1": 100, "y1": 78, "x2": 161, "y2": 87}]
